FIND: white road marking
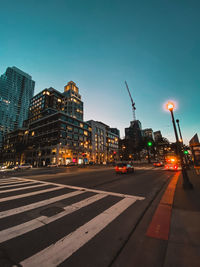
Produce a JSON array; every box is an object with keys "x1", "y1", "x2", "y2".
[
  {"x1": 0, "y1": 190, "x2": 85, "y2": 219},
  {"x1": 0, "y1": 193, "x2": 107, "y2": 243},
  {"x1": 0, "y1": 186, "x2": 63, "y2": 203},
  {"x1": 20, "y1": 197, "x2": 136, "y2": 267},
  {"x1": 13, "y1": 177, "x2": 144, "y2": 200},
  {"x1": 0, "y1": 178, "x2": 19, "y2": 183},
  {"x1": 0, "y1": 180, "x2": 33, "y2": 186},
  {"x1": 0, "y1": 181, "x2": 38, "y2": 189},
  {"x1": 0, "y1": 183, "x2": 49, "y2": 193}
]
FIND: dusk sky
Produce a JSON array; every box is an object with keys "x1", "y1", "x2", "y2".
[{"x1": 1, "y1": 0, "x2": 200, "y2": 144}]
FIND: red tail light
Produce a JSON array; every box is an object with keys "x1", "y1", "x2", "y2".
[
  {"x1": 174, "y1": 165, "x2": 178, "y2": 169},
  {"x1": 165, "y1": 165, "x2": 169, "y2": 169}
]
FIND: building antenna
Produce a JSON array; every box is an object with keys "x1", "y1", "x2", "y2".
[{"x1": 125, "y1": 81, "x2": 136, "y2": 121}]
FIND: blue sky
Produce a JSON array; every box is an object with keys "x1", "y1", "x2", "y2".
[{"x1": 1, "y1": 0, "x2": 200, "y2": 144}]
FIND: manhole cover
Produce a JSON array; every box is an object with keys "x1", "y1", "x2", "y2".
[{"x1": 40, "y1": 206, "x2": 64, "y2": 217}]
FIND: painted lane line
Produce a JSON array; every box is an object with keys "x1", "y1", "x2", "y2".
[
  {"x1": 0, "y1": 181, "x2": 38, "y2": 190},
  {"x1": 0, "y1": 183, "x2": 50, "y2": 193},
  {"x1": 0, "y1": 190, "x2": 85, "y2": 219},
  {"x1": 20, "y1": 197, "x2": 136, "y2": 267},
  {"x1": 0, "y1": 187, "x2": 63, "y2": 203},
  {"x1": 14, "y1": 177, "x2": 145, "y2": 200},
  {"x1": 0, "y1": 193, "x2": 107, "y2": 243}
]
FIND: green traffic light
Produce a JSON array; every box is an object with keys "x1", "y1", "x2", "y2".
[
  {"x1": 147, "y1": 141, "x2": 152, "y2": 147},
  {"x1": 184, "y1": 150, "x2": 189, "y2": 155}
]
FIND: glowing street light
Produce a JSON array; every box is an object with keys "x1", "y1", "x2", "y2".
[
  {"x1": 166, "y1": 100, "x2": 193, "y2": 189},
  {"x1": 166, "y1": 102, "x2": 175, "y2": 111}
]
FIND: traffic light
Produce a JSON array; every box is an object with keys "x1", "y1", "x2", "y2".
[
  {"x1": 147, "y1": 141, "x2": 153, "y2": 147},
  {"x1": 184, "y1": 150, "x2": 189, "y2": 155}
]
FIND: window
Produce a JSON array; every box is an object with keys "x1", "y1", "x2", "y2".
[
  {"x1": 67, "y1": 133, "x2": 72, "y2": 139},
  {"x1": 67, "y1": 126, "x2": 73, "y2": 131}
]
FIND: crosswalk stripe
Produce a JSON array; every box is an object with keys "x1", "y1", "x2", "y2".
[
  {"x1": 0, "y1": 183, "x2": 50, "y2": 193},
  {"x1": 0, "y1": 186, "x2": 63, "y2": 203},
  {"x1": 13, "y1": 177, "x2": 144, "y2": 200},
  {"x1": 0, "y1": 180, "x2": 33, "y2": 186},
  {"x1": 20, "y1": 197, "x2": 136, "y2": 267},
  {"x1": 0, "y1": 193, "x2": 107, "y2": 243},
  {"x1": 0, "y1": 178, "x2": 19, "y2": 183},
  {"x1": 0, "y1": 190, "x2": 85, "y2": 219},
  {"x1": 0, "y1": 181, "x2": 38, "y2": 189}
]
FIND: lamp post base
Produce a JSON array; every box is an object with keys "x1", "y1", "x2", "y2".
[{"x1": 182, "y1": 168, "x2": 193, "y2": 190}]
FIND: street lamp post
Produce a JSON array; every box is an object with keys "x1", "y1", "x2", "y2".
[
  {"x1": 166, "y1": 102, "x2": 193, "y2": 190},
  {"x1": 176, "y1": 119, "x2": 189, "y2": 166},
  {"x1": 176, "y1": 119, "x2": 183, "y2": 142}
]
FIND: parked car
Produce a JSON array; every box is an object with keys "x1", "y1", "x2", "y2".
[
  {"x1": 115, "y1": 163, "x2": 135, "y2": 174},
  {"x1": 47, "y1": 163, "x2": 58, "y2": 167},
  {"x1": 0, "y1": 165, "x2": 7, "y2": 170},
  {"x1": 67, "y1": 162, "x2": 78, "y2": 166},
  {"x1": 18, "y1": 163, "x2": 32, "y2": 170},
  {"x1": 164, "y1": 163, "x2": 181, "y2": 171},
  {"x1": 153, "y1": 161, "x2": 164, "y2": 167}
]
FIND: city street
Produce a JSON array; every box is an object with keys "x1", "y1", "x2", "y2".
[{"x1": 0, "y1": 165, "x2": 176, "y2": 267}]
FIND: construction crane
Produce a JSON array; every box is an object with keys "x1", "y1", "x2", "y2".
[{"x1": 125, "y1": 81, "x2": 136, "y2": 121}]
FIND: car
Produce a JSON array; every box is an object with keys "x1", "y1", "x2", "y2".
[
  {"x1": 47, "y1": 163, "x2": 58, "y2": 167},
  {"x1": 115, "y1": 163, "x2": 134, "y2": 174},
  {"x1": 18, "y1": 163, "x2": 32, "y2": 170},
  {"x1": 165, "y1": 163, "x2": 181, "y2": 171},
  {"x1": 67, "y1": 162, "x2": 78, "y2": 166},
  {"x1": 0, "y1": 165, "x2": 7, "y2": 170},
  {"x1": 153, "y1": 161, "x2": 164, "y2": 167}
]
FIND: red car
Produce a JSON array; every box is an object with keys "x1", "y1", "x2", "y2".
[
  {"x1": 115, "y1": 163, "x2": 134, "y2": 174},
  {"x1": 165, "y1": 163, "x2": 181, "y2": 171},
  {"x1": 153, "y1": 161, "x2": 164, "y2": 167}
]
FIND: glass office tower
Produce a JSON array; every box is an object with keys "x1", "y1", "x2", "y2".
[{"x1": 0, "y1": 66, "x2": 35, "y2": 147}]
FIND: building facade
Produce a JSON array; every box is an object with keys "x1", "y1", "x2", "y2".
[
  {"x1": 87, "y1": 120, "x2": 120, "y2": 163},
  {"x1": 142, "y1": 128, "x2": 154, "y2": 139},
  {"x1": 63, "y1": 81, "x2": 83, "y2": 121},
  {"x1": 0, "y1": 66, "x2": 35, "y2": 147},
  {"x1": 154, "y1": 130, "x2": 162, "y2": 142},
  {"x1": 24, "y1": 85, "x2": 90, "y2": 166},
  {"x1": 2, "y1": 81, "x2": 120, "y2": 166}
]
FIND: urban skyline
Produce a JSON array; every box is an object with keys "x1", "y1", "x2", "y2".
[{"x1": 1, "y1": 0, "x2": 200, "y2": 145}]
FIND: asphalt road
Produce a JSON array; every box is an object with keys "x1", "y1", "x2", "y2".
[{"x1": 0, "y1": 166, "x2": 176, "y2": 267}]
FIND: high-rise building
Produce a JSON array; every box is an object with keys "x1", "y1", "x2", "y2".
[
  {"x1": 22, "y1": 86, "x2": 91, "y2": 166},
  {"x1": 0, "y1": 66, "x2": 35, "y2": 147},
  {"x1": 125, "y1": 120, "x2": 142, "y2": 146},
  {"x1": 154, "y1": 130, "x2": 163, "y2": 142},
  {"x1": 63, "y1": 81, "x2": 83, "y2": 120},
  {"x1": 142, "y1": 128, "x2": 154, "y2": 139}
]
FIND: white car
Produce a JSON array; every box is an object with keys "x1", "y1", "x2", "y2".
[
  {"x1": 47, "y1": 163, "x2": 58, "y2": 167},
  {"x1": 18, "y1": 163, "x2": 32, "y2": 169}
]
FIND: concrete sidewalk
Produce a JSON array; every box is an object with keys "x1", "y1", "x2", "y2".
[
  {"x1": 164, "y1": 168, "x2": 200, "y2": 267},
  {"x1": 112, "y1": 168, "x2": 200, "y2": 267}
]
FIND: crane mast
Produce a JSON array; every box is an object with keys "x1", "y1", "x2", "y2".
[{"x1": 125, "y1": 81, "x2": 136, "y2": 121}]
